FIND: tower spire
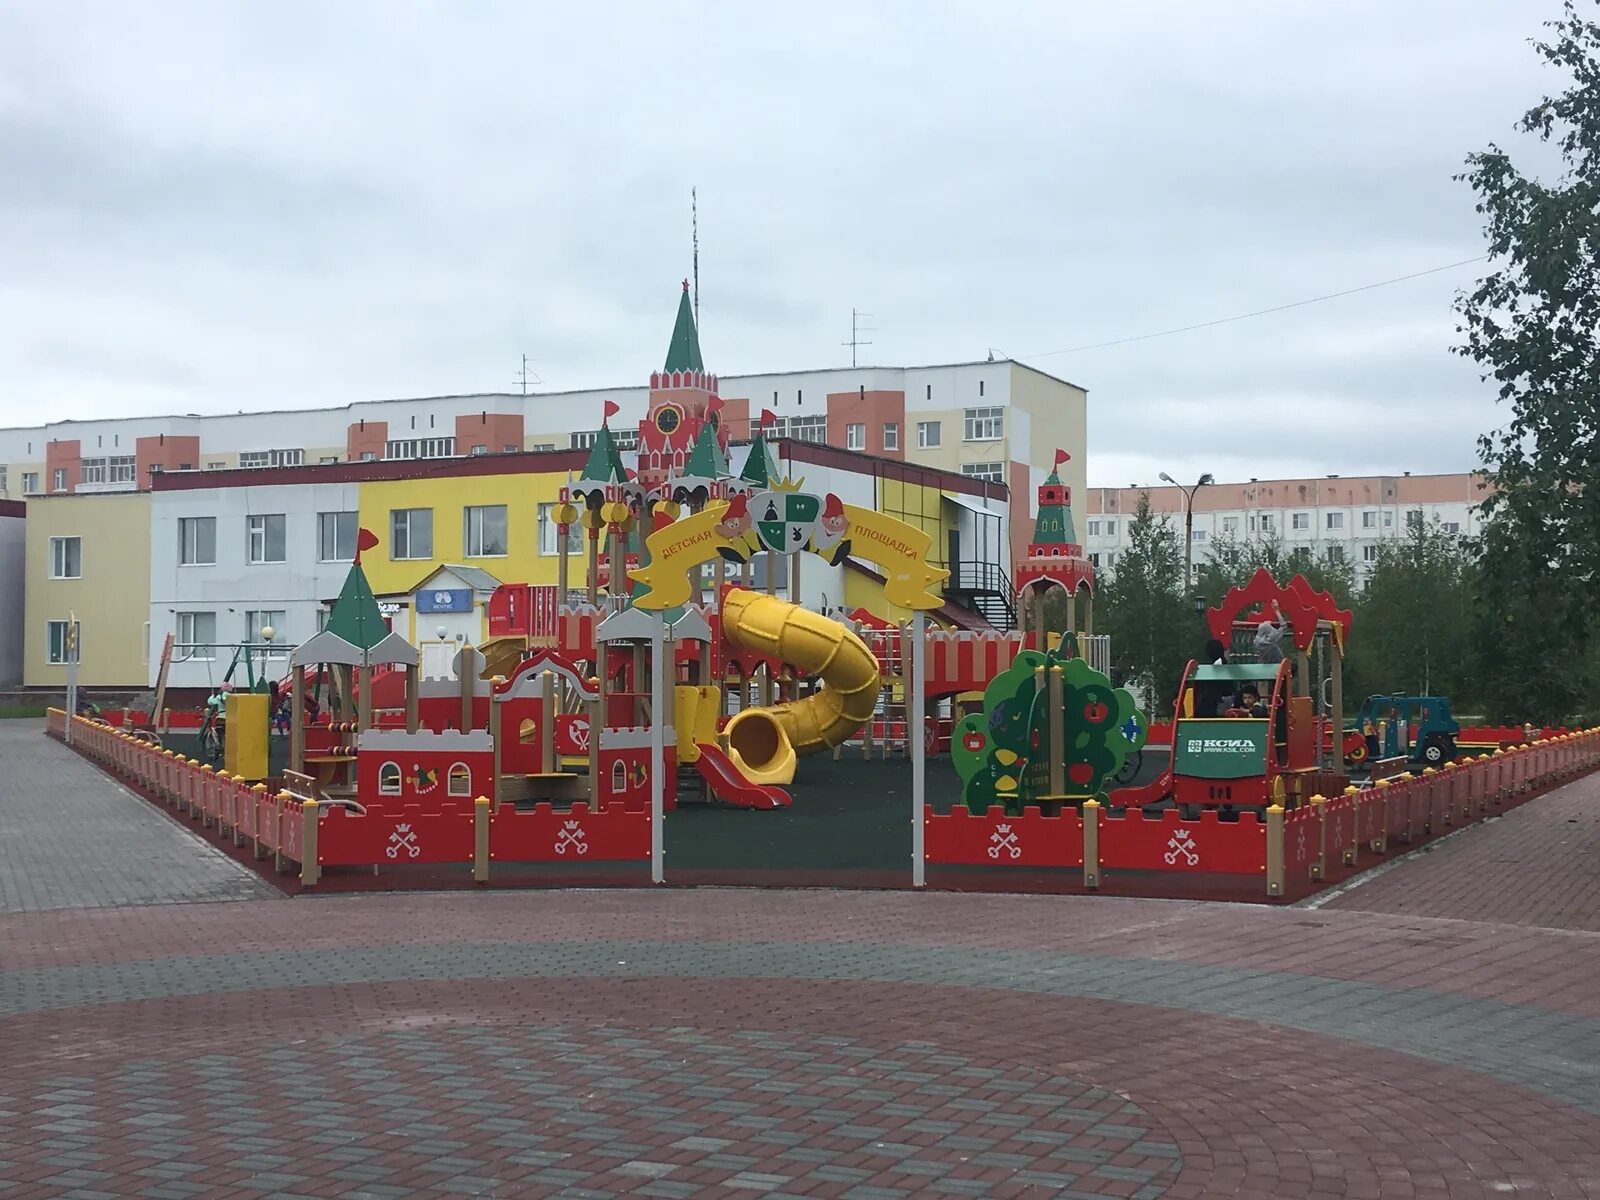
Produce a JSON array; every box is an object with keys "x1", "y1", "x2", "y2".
[{"x1": 664, "y1": 280, "x2": 704, "y2": 372}]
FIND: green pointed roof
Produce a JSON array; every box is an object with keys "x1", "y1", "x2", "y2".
[
  {"x1": 325, "y1": 562, "x2": 389, "y2": 650},
  {"x1": 580, "y1": 422, "x2": 631, "y2": 484},
  {"x1": 683, "y1": 418, "x2": 727, "y2": 478},
  {"x1": 664, "y1": 283, "x2": 704, "y2": 373},
  {"x1": 1031, "y1": 468, "x2": 1078, "y2": 546},
  {"x1": 740, "y1": 428, "x2": 782, "y2": 488}
]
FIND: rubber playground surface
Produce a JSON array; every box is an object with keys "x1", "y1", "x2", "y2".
[{"x1": 6, "y1": 720, "x2": 1600, "y2": 1198}]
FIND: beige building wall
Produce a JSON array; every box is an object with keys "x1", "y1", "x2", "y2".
[
  {"x1": 24, "y1": 492, "x2": 152, "y2": 687},
  {"x1": 1007, "y1": 364, "x2": 1087, "y2": 503}
]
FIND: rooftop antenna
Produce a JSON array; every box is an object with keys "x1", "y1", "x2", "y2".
[
  {"x1": 691, "y1": 187, "x2": 700, "y2": 331},
  {"x1": 515, "y1": 354, "x2": 543, "y2": 396},
  {"x1": 843, "y1": 308, "x2": 874, "y2": 368}
]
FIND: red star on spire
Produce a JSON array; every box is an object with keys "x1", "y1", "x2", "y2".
[{"x1": 682, "y1": 278, "x2": 690, "y2": 292}]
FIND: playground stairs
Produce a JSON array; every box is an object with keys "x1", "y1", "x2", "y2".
[{"x1": 948, "y1": 562, "x2": 1016, "y2": 630}]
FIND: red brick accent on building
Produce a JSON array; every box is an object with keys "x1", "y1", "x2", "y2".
[
  {"x1": 136, "y1": 435, "x2": 200, "y2": 484},
  {"x1": 346, "y1": 420, "x2": 388, "y2": 462},
  {"x1": 454, "y1": 412, "x2": 524, "y2": 456},
  {"x1": 0, "y1": 498, "x2": 25, "y2": 517},
  {"x1": 44, "y1": 439, "x2": 80, "y2": 493},
  {"x1": 826, "y1": 390, "x2": 906, "y2": 460},
  {"x1": 719, "y1": 396, "x2": 752, "y2": 441}
]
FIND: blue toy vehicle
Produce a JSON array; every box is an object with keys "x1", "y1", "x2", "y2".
[{"x1": 1348, "y1": 694, "x2": 1459, "y2": 768}]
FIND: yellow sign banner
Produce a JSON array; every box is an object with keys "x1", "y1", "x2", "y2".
[{"x1": 630, "y1": 496, "x2": 948, "y2": 612}]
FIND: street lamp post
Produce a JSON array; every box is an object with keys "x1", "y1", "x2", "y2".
[{"x1": 1160, "y1": 471, "x2": 1214, "y2": 589}]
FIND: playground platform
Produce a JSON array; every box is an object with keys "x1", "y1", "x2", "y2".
[{"x1": 3, "y1": 723, "x2": 1600, "y2": 1197}]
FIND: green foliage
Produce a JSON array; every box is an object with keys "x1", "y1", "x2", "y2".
[
  {"x1": 1456, "y1": 1, "x2": 1600, "y2": 723},
  {"x1": 1095, "y1": 494, "x2": 1195, "y2": 713},
  {"x1": 1195, "y1": 531, "x2": 1355, "y2": 614}
]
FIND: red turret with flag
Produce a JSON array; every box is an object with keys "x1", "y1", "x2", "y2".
[
  {"x1": 1013, "y1": 447, "x2": 1094, "y2": 610},
  {"x1": 638, "y1": 281, "x2": 724, "y2": 491}
]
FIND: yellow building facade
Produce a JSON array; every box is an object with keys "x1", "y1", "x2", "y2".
[{"x1": 24, "y1": 492, "x2": 152, "y2": 687}]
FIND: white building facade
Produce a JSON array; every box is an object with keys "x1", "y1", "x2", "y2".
[
  {"x1": 149, "y1": 481, "x2": 363, "y2": 691},
  {"x1": 1084, "y1": 473, "x2": 1488, "y2": 585}
]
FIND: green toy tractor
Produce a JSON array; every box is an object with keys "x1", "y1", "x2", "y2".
[{"x1": 1348, "y1": 694, "x2": 1459, "y2": 768}]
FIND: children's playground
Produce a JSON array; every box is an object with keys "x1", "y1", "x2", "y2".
[{"x1": 48, "y1": 413, "x2": 1600, "y2": 902}]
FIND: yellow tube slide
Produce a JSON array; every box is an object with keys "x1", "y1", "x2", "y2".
[{"x1": 720, "y1": 588, "x2": 883, "y2": 785}]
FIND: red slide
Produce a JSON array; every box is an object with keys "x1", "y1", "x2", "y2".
[{"x1": 694, "y1": 744, "x2": 792, "y2": 809}]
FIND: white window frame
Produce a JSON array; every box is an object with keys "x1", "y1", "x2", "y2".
[
  {"x1": 963, "y1": 406, "x2": 1004, "y2": 442},
  {"x1": 378, "y1": 762, "x2": 402, "y2": 795},
  {"x1": 1105, "y1": 520, "x2": 1116, "y2": 537},
  {"x1": 46, "y1": 620, "x2": 78, "y2": 665},
  {"x1": 246, "y1": 513, "x2": 286, "y2": 564},
  {"x1": 1087, "y1": 520, "x2": 1100, "y2": 537},
  {"x1": 916, "y1": 421, "x2": 941, "y2": 449},
  {"x1": 52, "y1": 468, "x2": 67, "y2": 492},
  {"x1": 787, "y1": 415, "x2": 826, "y2": 444},
  {"x1": 179, "y1": 516, "x2": 217, "y2": 566},
  {"x1": 1326, "y1": 512, "x2": 1344, "y2": 530},
  {"x1": 109, "y1": 456, "x2": 136, "y2": 483},
  {"x1": 1362, "y1": 510, "x2": 1378, "y2": 529},
  {"x1": 384, "y1": 438, "x2": 455, "y2": 460},
  {"x1": 464, "y1": 505, "x2": 509, "y2": 557},
  {"x1": 1222, "y1": 516, "x2": 1238, "y2": 533},
  {"x1": 447, "y1": 762, "x2": 472, "y2": 797},
  {"x1": 538, "y1": 503, "x2": 585, "y2": 556},
  {"x1": 22, "y1": 472, "x2": 39, "y2": 495},
  {"x1": 1363, "y1": 544, "x2": 1379, "y2": 563},
  {"x1": 570, "y1": 431, "x2": 599, "y2": 450},
  {"x1": 244, "y1": 610, "x2": 287, "y2": 658},
  {"x1": 1325, "y1": 544, "x2": 1345, "y2": 564},
  {"x1": 391, "y1": 508, "x2": 433, "y2": 560},
  {"x1": 80, "y1": 457, "x2": 107, "y2": 485},
  {"x1": 318, "y1": 511, "x2": 358, "y2": 562},
  {"x1": 882, "y1": 422, "x2": 899, "y2": 451},
  {"x1": 846, "y1": 423, "x2": 866, "y2": 451},
  {"x1": 1444, "y1": 520, "x2": 1461, "y2": 534},
  {"x1": 239, "y1": 449, "x2": 304, "y2": 469},
  {"x1": 176, "y1": 611, "x2": 216, "y2": 661},
  {"x1": 961, "y1": 462, "x2": 1005, "y2": 483},
  {"x1": 49, "y1": 536, "x2": 81, "y2": 580},
  {"x1": 1291, "y1": 512, "x2": 1310, "y2": 531},
  {"x1": 1260, "y1": 514, "x2": 1276, "y2": 532}
]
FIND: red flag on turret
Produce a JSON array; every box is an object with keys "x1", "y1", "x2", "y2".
[
  {"x1": 603, "y1": 400, "x2": 620, "y2": 424},
  {"x1": 353, "y1": 527, "x2": 380, "y2": 566},
  {"x1": 759, "y1": 408, "x2": 776, "y2": 428},
  {"x1": 707, "y1": 395, "x2": 725, "y2": 414},
  {"x1": 1054, "y1": 449, "x2": 1071, "y2": 466}
]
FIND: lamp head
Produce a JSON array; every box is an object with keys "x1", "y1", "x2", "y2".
[{"x1": 1158, "y1": 472, "x2": 1175, "y2": 485}]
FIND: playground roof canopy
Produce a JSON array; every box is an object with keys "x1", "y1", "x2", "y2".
[
  {"x1": 291, "y1": 629, "x2": 419, "y2": 668},
  {"x1": 1192, "y1": 663, "x2": 1283, "y2": 683}
]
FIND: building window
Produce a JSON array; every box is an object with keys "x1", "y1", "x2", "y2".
[
  {"x1": 1407, "y1": 508, "x2": 1424, "y2": 529},
  {"x1": 1260, "y1": 514, "x2": 1275, "y2": 532},
  {"x1": 245, "y1": 610, "x2": 286, "y2": 656},
  {"x1": 378, "y1": 762, "x2": 402, "y2": 796},
  {"x1": 22, "y1": 472, "x2": 39, "y2": 494},
  {"x1": 1362, "y1": 510, "x2": 1378, "y2": 529},
  {"x1": 318, "y1": 511, "x2": 358, "y2": 562},
  {"x1": 179, "y1": 516, "x2": 216, "y2": 566},
  {"x1": 1222, "y1": 516, "x2": 1238, "y2": 533},
  {"x1": 447, "y1": 763, "x2": 472, "y2": 797},
  {"x1": 963, "y1": 407, "x2": 1004, "y2": 442},
  {"x1": 52, "y1": 468, "x2": 67, "y2": 492},
  {"x1": 1325, "y1": 545, "x2": 1345, "y2": 564},
  {"x1": 612, "y1": 428, "x2": 639, "y2": 452},
  {"x1": 385, "y1": 437, "x2": 455, "y2": 460},
  {"x1": 1191, "y1": 529, "x2": 1207, "y2": 542},
  {"x1": 538, "y1": 503, "x2": 585, "y2": 556},
  {"x1": 1444, "y1": 520, "x2": 1461, "y2": 534},
  {"x1": 464, "y1": 505, "x2": 509, "y2": 557},
  {"x1": 1089, "y1": 552, "x2": 1101, "y2": 567},
  {"x1": 1363, "y1": 544, "x2": 1379, "y2": 563},
  {"x1": 1326, "y1": 512, "x2": 1344, "y2": 530},
  {"x1": 239, "y1": 449, "x2": 304, "y2": 469},
  {"x1": 205, "y1": 461, "x2": 226, "y2": 470},
  {"x1": 961, "y1": 463, "x2": 1005, "y2": 483},
  {"x1": 882, "y1": 422, "x2": 899, "y2": 450},
  {"x1": 570, "y1": 431, "x2": 598, "y2": 450},
  {"x1": 46, "y1": 619, "x2": 78, "y2": 665},
  {"x1": 925, "y1": 384, "x2": 932, "y2": 400},
  {"x1": 360, "y1": 451, "x2": 378, "y2": 462},
  {"x1": 1104, "y1": 520, "x2": 1117, "y2": 537},
  {"x1": 49, "y1": 536, "x2": 81, "y2": 579},
  {"x1": 532, "y1": 443, "x2": 556, "y2": 452},
  {"x1": 391, "y1": 508, "x2": 433, "y2": 559},
  {"x1": 979, "y1": 380, "x2": 985, "y2": 397},
  {"x1": 786, "y1": 415, "x2": 826, "y2": 443},
  {"x1": 1087, "y1": 520, "x2": 1100, "y2": 536},
  {"x1": 503, "y1": 443, "x2": 519, "y2": 453},
  {"x1": 917, "y1": 421, "x2": 941, "y2": 449},
  {"x1": 80, "y1": 458, "x2": 106, "y2": 484},
  {"x1": 0, "y1": 466, "x2": 6, "y2": 495},
  {"x1": 1291, "y1": 512, "x2": 1310, "y2": 531},
  {"x1": 176, "y1": 611, "x2": 216, "y2": 661},
  {"x1": 246, "y1": 514, "x2": 286, "y2": 563},
  {"x1": 1106, "y1": 551, "x2": 1116, "y2": 567},
  {"x1": 846, "y1": 423, "x2": 866, "y2": 451},
  {"x1": 1383, "y1": 511, "x2": 1394, "y2": 528},
  {"x1": 110, "y1": 456, "x2": 136, "y2": 483},
  {"x1": 470, "y1": 444, "x2": 488, "y2": 456}
]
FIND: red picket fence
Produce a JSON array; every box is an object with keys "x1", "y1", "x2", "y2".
[{"x1": 924, "y1": 805, "x2": 1085, "y2": 869}]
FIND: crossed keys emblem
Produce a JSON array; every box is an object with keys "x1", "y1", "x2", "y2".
[
  {"x1": 555, "y1": 820, "x2": 589, "y2": 856},
  {"x1": 1164, "y1": 828, "x2": 1199, "y2": 866},
  {"x1": 386, "y1": 823, "x2": 421, "y2": 859},
  {"x1": 987, "y1": 824, "x2": 1022, "y2": 860}
]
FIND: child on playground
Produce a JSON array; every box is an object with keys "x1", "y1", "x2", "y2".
[{"x1": 1253, "y1": 603, "x2": 1286, "y2": 663}]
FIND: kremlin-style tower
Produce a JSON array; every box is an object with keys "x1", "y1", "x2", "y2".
[
  {"x1": 1013, "y1": 452, "x2": 1095, "y2": 602},
  {"x1": 637, "y1": 281, "x2": 729, "y2": 494}
]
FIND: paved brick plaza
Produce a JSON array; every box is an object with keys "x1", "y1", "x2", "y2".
[{"x1": 5, "y1": 722, "x2": 1600, "y2": 1197}]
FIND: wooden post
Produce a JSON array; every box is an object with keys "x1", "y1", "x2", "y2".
[
  {"x1": 557, "y1": 527, "x2": 571, "y2": 608},
  {"x1": 489, "y1": 692, "x2": 503, "y2": 807},
  {"x1": 586, "y1": 696, "x2": 601, "y2": 806},
  {"x1": 251, "y1": 783, "x2": 269, "y2": 859},
  {"x1": 1082, "y1": 799, "x2": 1101, "y2": 888},
  {"x1": 1329, "y1": 629, "x2": 1345, "y2": 772},
  {"x1": 301, "y1": 800, "x2": 320, "y2": 886},
  {"x1": 586, "y1": 527, "x2": 600, "y2": 605},
  {"x1": 356, "y1": 666, "x2": 373, "y2": 732},
  {"x1": 290, "y1": 666, "x2": 306, "y2": 776},
  {"x1": 473, "y1": 795, "x2": 491, "y2": 883},
  {"x1": 459, "y1": 648, "x2": 475, "y2": 731},
  {"x1": 539, "y1": 670, "x2": 556, "y2": 774},
  {"x1": 1309, "y1": 794, "x2": 1326, "y2": 880},
  {"x1": 404, "y1": 663, "x2": 419, "y2": 734},
  {"x1": 1047, "y1": 665, "x2": 1065, "y2": 797},
  {"x1": 1265, "y1": 802, "x2": 1285, "y2": 897}
]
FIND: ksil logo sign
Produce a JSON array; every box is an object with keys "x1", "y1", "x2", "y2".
[{"x1": 1186, "y1": 737, "x2": 1256, "y2": 753}]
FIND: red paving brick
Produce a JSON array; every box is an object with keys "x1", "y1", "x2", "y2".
[{"x1": 1325, "y1": 771, "x2": 1600, "y2": 931}]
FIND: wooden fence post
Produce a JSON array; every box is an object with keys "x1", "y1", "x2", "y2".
[{"x1": 1082, "y1": 799, "x2": 1101, "y2": 889}]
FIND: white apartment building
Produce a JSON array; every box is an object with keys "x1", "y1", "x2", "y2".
[
  {"x1": 1083, "y1": 473, "x2": 1488, "y2": 584},
  {"x1": 0, "y1": 357, "x2": 1082, "y2": 568}
]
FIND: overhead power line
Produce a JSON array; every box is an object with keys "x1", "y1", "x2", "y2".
[{"x1": 1016, "y1": 255, "x2": 1489, "y2": 360}]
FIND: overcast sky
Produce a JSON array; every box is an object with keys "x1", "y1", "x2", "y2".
[{"x1": 0, "y1": 1, "x2": 1561, "y2": 486}]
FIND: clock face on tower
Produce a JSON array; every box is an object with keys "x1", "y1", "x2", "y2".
[{"x1": 655, "y1": 406, "x2": 681, "y2": 435}]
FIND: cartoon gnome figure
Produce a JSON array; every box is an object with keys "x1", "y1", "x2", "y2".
[
  {"x1": 714, "y1": 493, "x2": 762, "y2": 563},
  {"x1": 809, "y1": 494, "x2": 852, "y2": 564}
]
